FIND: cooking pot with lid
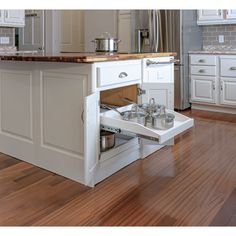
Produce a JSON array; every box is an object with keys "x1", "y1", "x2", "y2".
[{"x1": 91, "y1": 32, "x2": 121, "y2": 52}]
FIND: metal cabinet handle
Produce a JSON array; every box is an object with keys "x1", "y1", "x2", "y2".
[
  {"x1": 25, "y1": 13, "x2": 38, "y2": 17},
  {"x1": 198, "y1": 69, "x2": 205, "y2": 73},
  {"x1": 5, "y1": 11, "x2": 8, "y2": 18},
  {"x1": 198, "y1": 59, "x2": 205, "y2": 63},
  {"x1": 146, "y1": 59, "x2": 179, "y2": 66},
  {"x1": 230, "y1": 67, "x2": 236, "y2": 70},
  {"x1": 119, "y1": 72, "x2": 128, "y2": 78},
  {"x1": 219, "y1": 10, "x2": 222, "y2": 16},
  {"x1": 81, "y1": 110, "x2": 84, "y2": 124},
  {"x1": 212, "y1": 82, "x2": 215, "y2": 90}
]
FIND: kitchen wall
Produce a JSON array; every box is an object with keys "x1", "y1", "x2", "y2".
[
  {"x1": 202, "y1": 25, "x2": 236, "y2": 50},
  {"x1": 0, "y1": 27, "x2": 15, "y2": 48}
]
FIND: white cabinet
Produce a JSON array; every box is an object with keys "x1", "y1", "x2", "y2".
[
  {"x1": 190, "y1": 54, "x2": 236, "y2": 113},
  {"x1": 190, "y1": 54, "x2": 217, "y2": 105},
  {"x1": 118, "y1": 11, "x2": 131, "y2": 52},
  {"x1": 0, "y1": 10, "x2": 25, "y2": 27},
  {"x1": 220, "y1": 78, "x2": 236, "y2": 106},
  {"x1": 197, "y1": 9, "x2": 236, "y2": 25},
  {"x1": 226, "y1": 10, "x2": 236, "y2": 19},
  {"x1": 59, "y1": 10, "x2": 84, "y2": 52},
  {"x1": 19, "y1": 10, "x2": 44, "y2": 52},
  {"x1": 191, "y1": 76, "x2": 216, "y2": 104},
  {"x1": 220, "y1": 56, "x2": 236, "y2": 107},
  {"x1": 198, "y1": 10, "x2": 223, "y2": 21},
  {"x1": 0, "y1": 10, "x2": 4, "y2": 24},
  {"x1": 0, "y1": 57, "x2": 193, "y2": 187},
  {"x1": 142, "y1": 57, "x2": 174, "y2": 109}
]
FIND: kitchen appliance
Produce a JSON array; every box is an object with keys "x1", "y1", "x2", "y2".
[
  {"x1": 91, "y1": 32, "x2": 121, "y2": 53},
  {"x1": 131, "y1": 10, "x2": 202, "y2": 110}
]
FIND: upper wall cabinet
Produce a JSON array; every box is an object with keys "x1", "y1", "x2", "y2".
[
  {"x1": 0, "y1": 10, "x2": 25, "y2": 27},
  {"x1": 197, "y1": 9, "x2": 236, "y2": 25}
]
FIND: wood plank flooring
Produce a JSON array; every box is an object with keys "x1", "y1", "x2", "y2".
[{"x1": 0, "y1": 109, "x2": 236, "y2": 226}]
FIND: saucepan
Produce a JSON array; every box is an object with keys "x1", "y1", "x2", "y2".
[
  {"x1": 91, "y1": 32, "x2": 121, "y2": 53},
  {"x1": 100, "y1": 131, "x2": 115, "y2": 152},
  {"x1": 151, "y1": 113, "x2": 175, "y2": 130},
  {"x1": 101, "y1": 104, "x2": 147, "y2": 126}
]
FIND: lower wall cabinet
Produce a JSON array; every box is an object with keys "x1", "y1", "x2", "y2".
[{"x1": 189, "y1": 54, "x2": 236, "y2": 113}]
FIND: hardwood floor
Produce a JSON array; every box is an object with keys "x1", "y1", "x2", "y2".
[{"x1": 0, "y1": 109, "x2": 236, "y2": 226}]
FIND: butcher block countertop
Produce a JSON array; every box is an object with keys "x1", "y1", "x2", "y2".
[{"x1": 0, "y1": 52, "x2": 177, "y2": 63}]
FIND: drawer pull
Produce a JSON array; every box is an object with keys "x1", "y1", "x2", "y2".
[
  {"x1": 213, "y1": 83, "x2": 215, "y2": 90},
  {"x1": 198, "y1": 69, "x2": 205, "y2": 73},
  {"x1": 119, "y1": 72, "x2": 128, "y2": 78},
  {"x1": 146, "y1": 59, "x2": 179, "y2": 66},
  {"x1": 230, "y1": 67, "x2": 236, "y2": 70},
  {"x1": 198, "y1": 59, "x2": 205, "y2": 63}
]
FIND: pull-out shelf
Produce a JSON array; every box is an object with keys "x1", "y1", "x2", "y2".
[{"x1": 100, "y1": 105, "x2": 194, "y2": 144}]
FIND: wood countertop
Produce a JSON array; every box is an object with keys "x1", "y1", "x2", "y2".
[{"x1": 0, "y1": 52, "x2": 177, "y2": 63}]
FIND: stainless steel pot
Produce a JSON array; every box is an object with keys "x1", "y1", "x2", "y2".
[
  {"x1": 151, "y1": 113, "x2": 175, "y2": 130},
  {"x1": 100, "y1": 131, "x2": 115, "y2": 152},
  {"x1": 91, "y1": 32, "x2": 121, "y2": 52},
  {"x1": 122, "y1": 111, "x2": 147, "y2": 126}
]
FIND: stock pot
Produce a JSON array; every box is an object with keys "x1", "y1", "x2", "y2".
[{"x1": 91, "y1": 32, "x2": 121, "y2": 52}]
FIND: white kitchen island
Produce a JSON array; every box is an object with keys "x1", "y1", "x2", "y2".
[{"x1": 0, "y1": 52, "x2": 193, "y2": 187}]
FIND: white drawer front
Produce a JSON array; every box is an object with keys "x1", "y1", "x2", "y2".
[
  {"x1": 190, "y1": 65, "x2": 216, "y2": 76},
  {"x1": 190, "y1": 55, "x2": 217, "y2": 66},
  {"x1": 220, "y1": 58, "x2": 236, "y2": 77},
  {"x1": 97, "y1": 61, "x2": 141, "y2": 88}
]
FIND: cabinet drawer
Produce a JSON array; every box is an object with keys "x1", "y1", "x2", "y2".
[
  {"x1": 190, "y1": 65, "x2": 216, "y2": 76},
  {"x1": 97, "y1": 60, "x2": 141, "y2": 88},
  {"x1": 100, "y1": 105, "x2": 193, "y2": 144},
  {"x1": 220, "y1": 58, "x2": 236, "y2": 77},
  {"x1": 190, "y1": 55, "x2": 217, "y2": 66}
]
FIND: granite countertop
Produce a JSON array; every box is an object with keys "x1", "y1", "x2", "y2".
[
  {"x1": 0, "y1": 52, "x2": 177, "y2": 63},
  {"x1": 189, "y1": 50, "x2": 236, "y2": 55}
]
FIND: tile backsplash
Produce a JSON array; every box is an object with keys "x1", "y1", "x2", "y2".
[
  {"x1": 0, "y1": 27, "x2": 15, "y2": 47},
  {"x1": 202, "y1": 25, "x2": 236, "y2": 50}
]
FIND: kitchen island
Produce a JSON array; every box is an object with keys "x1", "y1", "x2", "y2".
[{"x1": 0, "y1": 52, "x2": 193, "y2": 187}]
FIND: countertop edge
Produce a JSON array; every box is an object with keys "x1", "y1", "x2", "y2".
[{"x1": 0, "y1": 52, "x2": 177, "y2": 63}]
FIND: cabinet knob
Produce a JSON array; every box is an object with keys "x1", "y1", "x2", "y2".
[
  {"x1": 198, "y1": 59, "x2": 205, "y2": 63},
  {"x1": 119, "y1": 72, "x2": 128, "y2": 78}
]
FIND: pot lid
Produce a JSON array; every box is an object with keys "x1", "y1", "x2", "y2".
[{"x1": 95, "y1": 32, "x2": 118, "y2": 40}]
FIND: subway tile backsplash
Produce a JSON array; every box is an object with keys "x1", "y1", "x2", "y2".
[
  {"x1": 202, "y1": 25, "x2": 236, "y2": 50},
  {"x1": 0, "y1": 27, "x2": 15, "y2": 47}
]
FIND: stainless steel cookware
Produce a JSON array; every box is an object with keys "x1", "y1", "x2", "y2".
[
  {"x1": 122, "y1": 111, "x2": 147, "y2": 126},
  {"x1": 91, "y1": 32, "x2": 121, "y2": 53},
  {"x1": 100, "y1": 131, "x2": 115, "y2": 152},
  {"x1": 151, "y1": 113, "x2": 175, "y2": 130}
]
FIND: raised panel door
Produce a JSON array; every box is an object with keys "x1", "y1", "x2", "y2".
[
  {"x1": 191, "y1": 76, "x2": 216, "y2": 104},
  {"x1": 220, "y1": 77, "x2": 236, "y2": 106}
]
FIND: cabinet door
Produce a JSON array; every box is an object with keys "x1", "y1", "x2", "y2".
[
  {"x1": 59, "y1": 10, "x2": 84, "y2": 52},
  {"x1": 118, "y1": 12, "x2": 131, "y2": 52},
  {"x1": 141, "y1": 82, "x2": 174, "y2": 109},
  {"x1": 19, "y1": 10, "x2": 44, "y2": 52},
  {"x1": 4, "y1": 10, "x2": 25, "y2": 26},
  {"x1": 226, "y1": 10, "x2": 236, "y2": 19},
  {"x1": 0, "y1": 10, "x2": 4, "y2": 24},
  {"x1": 220, "y1": 77, "x2": 236, "y2": 107},
  {"x1": 84, "y1": 92, "x2": 99, "y2": 187},
  {"x1": 198, "y1": 10, "x2": 224, "y2": 21},
  {"x1": 191, "y1": 76, "x2": 216, "y2": 104}
]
